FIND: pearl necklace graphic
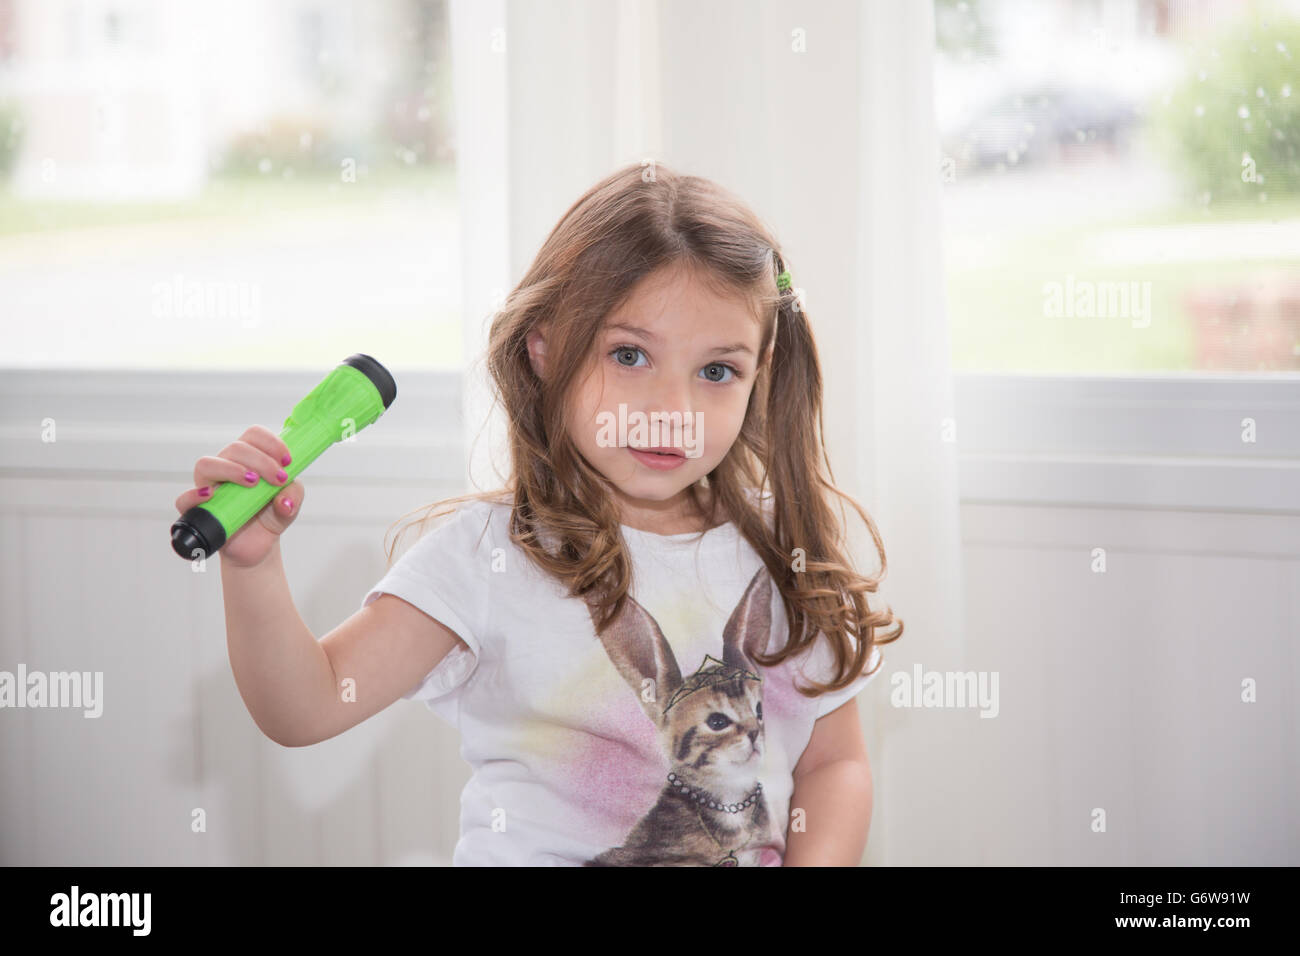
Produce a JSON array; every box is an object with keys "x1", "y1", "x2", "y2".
[{"x1": 668, "y1": 772, "x2": 763, "y2": 866}]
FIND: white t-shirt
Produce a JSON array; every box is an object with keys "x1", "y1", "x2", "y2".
[{"x1": 360, "y1": 494, "x2": 882, "y2": 866}]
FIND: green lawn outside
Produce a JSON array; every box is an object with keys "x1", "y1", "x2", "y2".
[
  {"x1": 0, "y1": 161, "x2": 455, "y2": 236},
  {"x1": 945, "y1": 195, "x2": 1300, "y2": 373},
  {"x1": 0, "y1": 161, "x2": 465, "y2": 370}
]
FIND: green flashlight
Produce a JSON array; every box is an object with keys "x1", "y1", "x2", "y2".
[{"x1": 170, "y1": 353, "x2": 396, "y2": 560}]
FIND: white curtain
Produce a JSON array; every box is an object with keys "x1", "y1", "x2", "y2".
[{"x1": 451, "y1": 0, "x2": 969, "y2": 865}]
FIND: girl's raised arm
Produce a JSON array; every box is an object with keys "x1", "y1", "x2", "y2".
[{"x1": 222, "y1": 539, "x2": 468, "y2": 747}]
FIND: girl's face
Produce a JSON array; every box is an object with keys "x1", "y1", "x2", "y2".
[{"x1": 529, "y1": 262, "x2": 766, "y2": 533}]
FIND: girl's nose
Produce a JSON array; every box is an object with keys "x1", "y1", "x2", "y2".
[
  {"x1": 650, "y1": 380, "x2": 694, "y2": 423},
  {"x1": 645, "y1": 406, "x2": 693, "y2": 447}
]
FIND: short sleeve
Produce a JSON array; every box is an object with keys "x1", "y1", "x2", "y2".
[
  {"x1": 799, "y1": 636, "x2": 884, "y2": 719},
  {"x1": 360, "y1": 503, "x2": 493, "y2": 705},
  {"x1": 766, "y1": 567, "x2": 885, "y2": 719}
]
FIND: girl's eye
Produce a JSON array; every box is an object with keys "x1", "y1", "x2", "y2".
[
  {"x1": 700, "y1": 362, "x2": 737, "y2": 384},
  {"x1": 610, "y1": 345, "x2": 647, "y2": 368}
]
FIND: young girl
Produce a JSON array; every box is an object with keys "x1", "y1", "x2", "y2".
[{"x1": 181, "y1": 161, "x2": 903, "y2": 867}]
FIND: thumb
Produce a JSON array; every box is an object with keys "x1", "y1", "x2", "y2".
[{"x1": 260, "y1": 480, "x2": 305, "y2": 535}]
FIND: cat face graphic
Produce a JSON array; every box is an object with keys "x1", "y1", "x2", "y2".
[{"x1": 662, "y1": 652, "x2": 765, "y2": 788}]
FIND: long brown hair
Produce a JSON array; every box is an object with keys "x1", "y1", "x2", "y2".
[{"x1": 384, "y1": 161, "x2": 902, "y2": 698}]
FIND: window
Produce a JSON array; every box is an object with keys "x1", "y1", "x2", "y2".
[
  {"x1": 0, "y1": 0, "x2": 458, "y2": 371},
  {"x1": 934, "y1": 0, "x2": 1300, "y2": 374}
]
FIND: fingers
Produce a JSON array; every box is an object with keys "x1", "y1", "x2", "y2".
[
  {"x1": 242, "y1": 425, "x2": 293, "y2": 472},
  {"x1": 191, "y1": 441, "x2": 288, "y2": 490},
  {"x1": 174, "y1": 486, "x2": 211, "y2": 514},
  {"x1": 178, "y1": 425, "x2": 294, "y2": 514},
  {"x1": 261, "y1": 480, "x2": 306, "y2": 532},
  {"x1": 174, "y1": 476, "x2": 305, "y2": 523}
]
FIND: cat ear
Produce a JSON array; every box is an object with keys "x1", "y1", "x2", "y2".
[
  {"x1": 722, "y1": 567, "x2": 772, "y2": 671},
  {"x1": 584, "y1": 592, "x2": 682, "y2": 719}
]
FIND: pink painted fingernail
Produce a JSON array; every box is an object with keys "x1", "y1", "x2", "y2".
[
  {"x1": 275, "y1": 468, "x2": 287, "y2": 483},
  {"x1": 282, "y1": 497, "x2": 294, "y2": 512},
  {"x1": 281, "y1": 453, "x2": 292, "y2": 466},
  {"x1": 244, "y1": 470, "x2": 258, "y2": 483},
  {"x1": 198, "y1": 486, "x2": 211, "y2": 498}
]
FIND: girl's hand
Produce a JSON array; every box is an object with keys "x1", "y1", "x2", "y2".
[{"x1": 174, "y1": 425, "x2": 305, "y2": 569}]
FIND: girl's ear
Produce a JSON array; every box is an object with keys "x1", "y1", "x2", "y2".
[{"x1": 526, "y1": 323, "x2": 549, "y2": 379}]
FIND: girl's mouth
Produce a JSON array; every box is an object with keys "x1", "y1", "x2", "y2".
[{"x1": 628, "y1": 446, "x2": 687, "y2": 470}]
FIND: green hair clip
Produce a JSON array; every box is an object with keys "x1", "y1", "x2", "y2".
[{"x1": 776, "y1": 269, "x2": 792, "y2": 292}]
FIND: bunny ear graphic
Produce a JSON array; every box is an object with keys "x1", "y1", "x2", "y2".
[
  {"x1": 722, "y1": 567, "x2": 773, "y2": 673},
  {"x1": 583, "y1": 591, "x2": 682, "y2": 724}
]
